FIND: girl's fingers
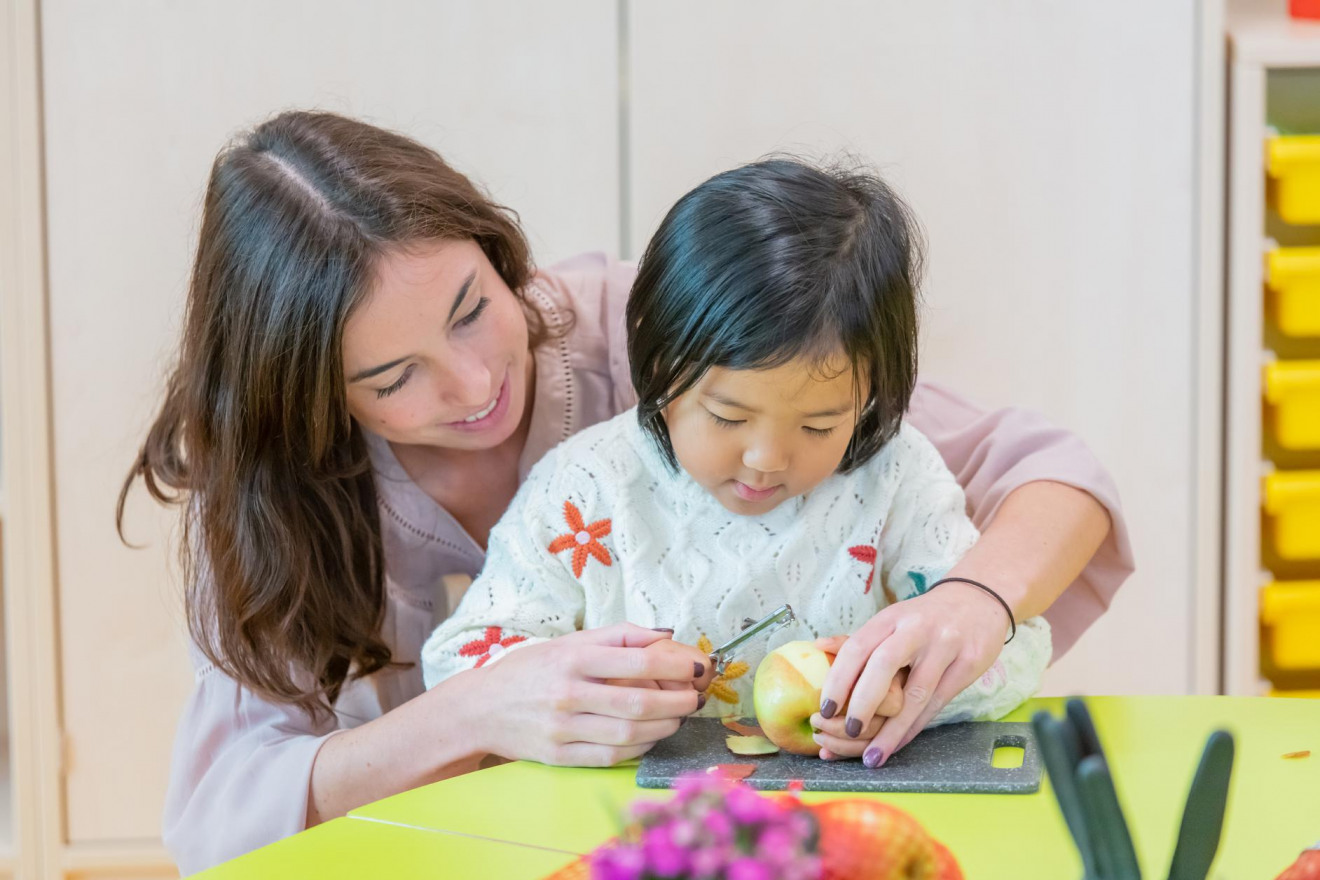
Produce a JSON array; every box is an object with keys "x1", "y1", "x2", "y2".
[
  {"x1": 818, "y1": 615, "x2": 900, "y2": 718},
  {"x1": 838, "y1": 629, "x2": 923, "y2": 735},
  {"x1": 814, "y1": 634, "x2": 848, "y2": 654},
  {"x1": 813, "y1": 725, "x2": 881, "y2": 759},
  {"x1": 876, "y1": 668, "x2": 908, "y2": 717},
  {"x1": 810, "y1": 711, "x2": 882, "y2": 742}
]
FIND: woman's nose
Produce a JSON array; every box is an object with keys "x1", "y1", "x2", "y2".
[{"x1": 436, "y1": 355, "x2": 492, "y2": 409}]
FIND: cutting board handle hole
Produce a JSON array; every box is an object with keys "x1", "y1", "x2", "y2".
[{"x1": 991, "y1": 735, "x2": 1027, "y2": 769}]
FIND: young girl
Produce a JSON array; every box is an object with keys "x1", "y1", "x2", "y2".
[{"x1": 420, "y1": 157, "x2": 1050, "y2": 754}]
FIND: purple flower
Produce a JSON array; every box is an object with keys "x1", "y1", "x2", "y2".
[
  {"x1": 688, "y1": 845, "x2": 731, "y2": 878},
  {"x1": 670, "y1": 818, "x2": 700, "y2": 847},
  {"x1": 755, "y1": 826, "x2": 798, "y2": 865},
  {"x1": 674, "y1": 773, "x2": 722, "y2": 805},
  {"x1": 642, "y1": 825, "x2": 689, "y2": 877},
  {"x1": 590, "y1": 845, "x2": 645, "y2": 880},
  {"x1": 726, "y1": 856, "x2": 774, "y2": 880},
  {"x1": 701, "y1": 807, "x2": 734, "y2": 843},
  {"x1": 725, "y1": 786, "x2": 775, "y2": 825}
]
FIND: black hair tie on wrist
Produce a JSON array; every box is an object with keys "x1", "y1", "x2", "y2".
[{"x1": 929, "y1": 577, "x2": 1017, "y2": 645}]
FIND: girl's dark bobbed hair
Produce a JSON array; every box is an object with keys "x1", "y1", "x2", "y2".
[{"x1": 627, "y1": 156, "x2": 925, "y2": 473}]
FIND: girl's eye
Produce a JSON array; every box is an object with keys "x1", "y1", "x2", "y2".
[
  {"x1": 804, "y1": 426, "x2": 837, "y2": 438},
  {"x1": 376, "y1": 364, "x2": 415, "y2": 399},
  {"x1": 707, "y1": 411, "x2": 743, "y2": 429},
  {"x1": 455, "y1": 296, "x2": 490, "y2": 328}
]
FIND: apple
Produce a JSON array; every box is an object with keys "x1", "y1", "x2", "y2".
[
  {"x1": 1278, "y1": 845, "x2": 1320, "y2": 880},
  {"x1": 810, "y1": 799, "x2": 963, "y2": 880},
  {"x1": 752, "y1": 640, "x2": 834, "y2": 755}
]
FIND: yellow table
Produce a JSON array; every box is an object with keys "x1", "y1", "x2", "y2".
[
  {"x1": 349, "y1": 696, "x2": 1320, "y2": 878},
  {"x1": 190, "y1": 816, "x2": 578, "y2": 879}
]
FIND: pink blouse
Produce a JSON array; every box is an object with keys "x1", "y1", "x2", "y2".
[{"x1": 161, "y1": 253, "x2": 1133, "y2": 874}]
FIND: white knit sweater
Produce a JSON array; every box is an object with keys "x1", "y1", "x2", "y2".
[{"x1": 421, "y1": 410, "x2": 1050, "y2": 725}]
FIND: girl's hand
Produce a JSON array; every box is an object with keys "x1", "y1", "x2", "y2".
[
  {"x1": 816, "y1": 583, "x2": 1009, "y2": 767},
  {"x1": 471, "y1": 623, "x2": 712, "y2": 767}
]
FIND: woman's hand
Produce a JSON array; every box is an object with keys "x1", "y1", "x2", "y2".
[
  {"x1": 471, "y1": 623, "x2": 713, "y2": 767},
  {"x1": 816, "y1": 583, "x2": 1009, "y2": 767},
  {"x1": 807, "y1": 637, "x2": 905, "y2": 761}
]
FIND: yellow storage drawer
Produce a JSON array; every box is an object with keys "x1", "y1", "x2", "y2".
[
  {"x1": 1268, "y1": 135, "x2": 1320, "y2": 225},
  {"x1": 1264, "y1": 360, "x2": 1320, "y2": 450},
  {"x1": 1262, "y1": 470, "x2": 1320, "y2": 560},
  {"x1": 1262, "y1": 580, "x2": 1320, "y2": 670},
  {"x1": 1266, "y1": 247, "x2": 1320, "y2": 337},
  {"x1": 1269, "y1": 688, "x2": 1320, "y2": 698}
]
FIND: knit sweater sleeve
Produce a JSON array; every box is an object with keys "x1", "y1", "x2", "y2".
[
  {"x1": 877, "y1": 424, "x2": 1052, "y2": 725},
  {"x1": 420, "y1": 446, "x2": 591, "y2": 689}
]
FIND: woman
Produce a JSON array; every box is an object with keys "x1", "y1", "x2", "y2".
[{"x1": 120, "y1": 111, "x2": 1130, "y2": 874}]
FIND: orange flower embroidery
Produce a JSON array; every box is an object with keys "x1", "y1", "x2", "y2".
[
  {"x1": 548, "y1": 500, "x2": 613, "y2": 577},
  {"x1": 697, "y1": 634, "x2": 749, "y2": 705},
  {"x1": 848, "y1": 544, "x2": 897, "y2": 604},
  {"x1": 459, "y1": 626, "x2": 527, "y2": 668}
]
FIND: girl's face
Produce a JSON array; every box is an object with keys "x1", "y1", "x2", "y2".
[
  {"x1": 343, "y1": 238, "x2": 531, "y2": 451},
  {"x1": 663, "y1": 357, "x2": 859, "y2": 515}
]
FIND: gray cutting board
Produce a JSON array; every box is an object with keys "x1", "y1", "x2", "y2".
[{"x1": 637, "y1": 719, "x2": 1041, "y2": 794}]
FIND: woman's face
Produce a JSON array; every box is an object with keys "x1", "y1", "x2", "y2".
[{"x1": 343, "y1": 238, "x2": 531, "y2": 451}]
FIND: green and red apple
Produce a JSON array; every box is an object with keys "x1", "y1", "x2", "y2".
[{"x1": 752, "y1": 640, "x2": 835, "y2": 755}]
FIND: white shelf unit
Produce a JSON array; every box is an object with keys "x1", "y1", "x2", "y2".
[
  {"x1": 1224, "y1": 1, "x2": 1320, "y2": 696},
  {"x1": 0, "y1": 514, "x2": 11, "y2": 879}
]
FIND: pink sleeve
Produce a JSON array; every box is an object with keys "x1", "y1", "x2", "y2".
[
  {"x1": 162, "y1": 643, "x2": 345, "y2": 875},
  {"x1": 535, "y1": 252, "x2": 639, "y2": 415},
  {"x1": 906, "y1": 380, "x2": 1135, "y2": 659}
]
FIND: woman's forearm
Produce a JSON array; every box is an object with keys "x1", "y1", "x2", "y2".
[
  {"x1": 306, "y1": 670, "x2": 488, "y2": 826},
  {"x1": 946, "y1": 480, "x2": 1112, "y2": 622}
]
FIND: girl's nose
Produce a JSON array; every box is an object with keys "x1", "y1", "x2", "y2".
[{"x1": 742, "y1": 437, "x2": 789, "y2": 474}]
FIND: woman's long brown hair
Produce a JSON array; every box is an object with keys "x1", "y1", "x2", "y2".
[{"x1": 118, "y1": 111, "x2": 536, "y2": 720}]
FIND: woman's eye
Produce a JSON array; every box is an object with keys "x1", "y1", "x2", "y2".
[
  {"x1": 376, "y1": 365, "x2": 415, "y2": 399},
  {"x1": 455, "y1": 296, "x2": 490, "y2": 328},
  {"x1": 707, "y1": 411, "x2": 743, "y2": 429},
  {"x1": 804, "y1": 425, "x2": 837, "y2": 438}
]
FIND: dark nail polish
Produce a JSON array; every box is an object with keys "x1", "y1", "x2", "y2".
[
  {"x1": 820, "y1": 699, "x2": 838, "y2": 720},
  {"x1": 651, "y1": 626, "x2": 675, "y2": 633},
  {"x1": 863, "y1": 747, "x2": 884, "y2": 768},
  {"x1": 696, "y1": 693, "x2": 707, "y2": 711},
  {"x1": 846, "y1": 717, "x2": 862, "y2": 738},
  {"x1": 694, "y1": 661, "x2": 705, "y2": 678}
]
